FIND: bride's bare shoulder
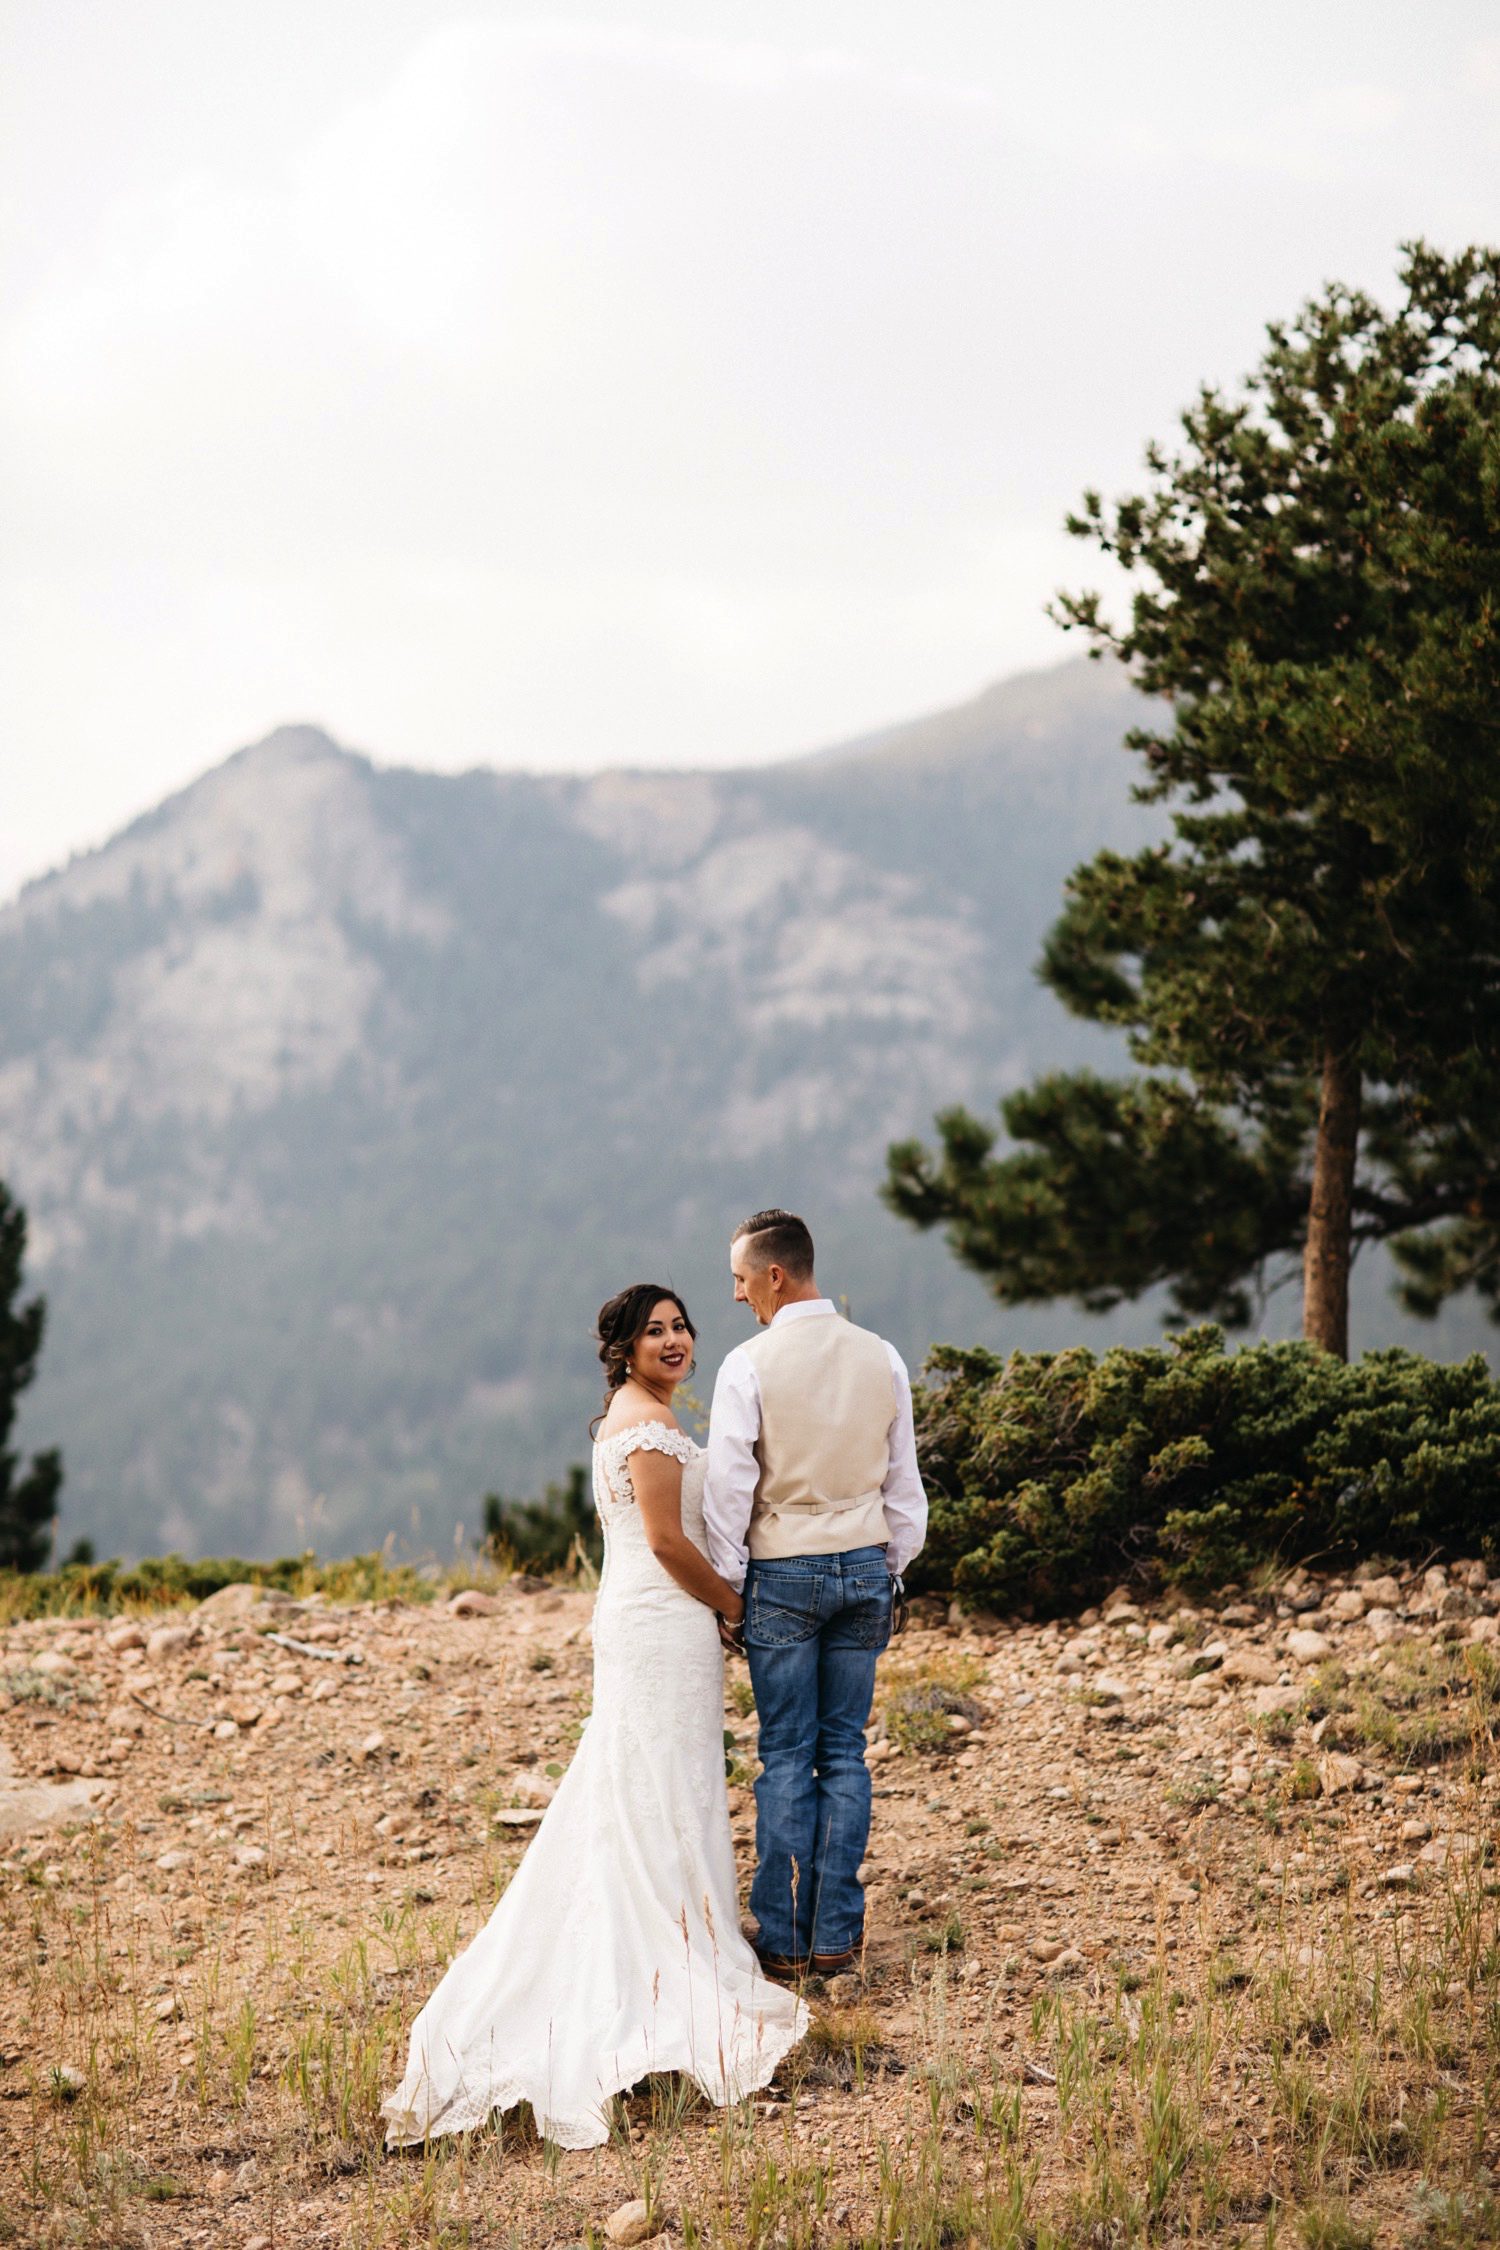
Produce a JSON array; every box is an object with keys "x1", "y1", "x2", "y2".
[{"x1": 595, "y1": 1394, "x2": 683, "y2": 1443}]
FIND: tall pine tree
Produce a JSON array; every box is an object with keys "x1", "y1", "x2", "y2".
[
  {"x1": 0, "y1": 1182, "x2": 62, "y2": 1572},
  {"x1": 886, "y1": 244, "x2": 1500, "y2": 1356}
]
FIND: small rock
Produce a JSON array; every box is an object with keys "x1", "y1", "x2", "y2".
[
  {"x1": 1220, "y1": 1602, "x2": 1260, "y2": 1626},
  {"x1": 946, "y1": 1713, "x2": 972, "y2": 1735},
  {"x1": 152, "y1": 1995, "x2": 181, "y2": 2021},
  {"x1": 1220, "y1": 1649, "x2": 1278, "y2": 1686},
  {"x1": 1054, "y1": 1650, "x2": 1084, "y2": 1674},
  {"x1": 1420, "y1": 1833, "x2": 1479, "y2": 1868},
  {"x1": 146, "y1": 1624, "x2": 195, "y2": 1661},
  {"x1": 50, "y1": 2064, "x2": 85, "y2": 2098},
  {"x1": 1423, "y1": 1565, "x2": 1449, "y2": 1595},
  {"x1": 906, "y1": 1888, "x2": 927, "y2": 1909},
  {"x1": 1316, "y1": 1752, "x2": 1363, "y2": 1797},
  {"x1": 492, "y1": 1807, "x2": 545, "y2": 1826},
  {"x1": 1362, "y1": 1575, "x2": 1402, "y2": 1609},
  {"x1": 1030, "y1": 1936, "x2": 1066, "y2": 1963},
  {"x1": 510, "y1": 1772, "x2": 558, "y2": 1807},
  {"x1": 155, "y1": 1848, "x2": 193, "y2": 1873},
  {"x1": 605, "y1": 2198, "x2": 660, "y2": 2247},
  {"x1": 360, "y1": 1731, "x2": 386, "y2": 1759},
  {"x1": 1092, "y1": 1675, "x2": 1129, "y2": 1703},
  {"x1": 1146, "y1": 1620, "x2": 1179, "y2": 1650},
  {"x1": 212, "y1": 1719, "x2": 239, "y2": 1741},
  {"x1": 1103, "y1": 1600, "x2": 1142, "y2": 1625},
  {"x1": 1365, "y1": 1607, "x2": 1400, "y2": 1645},
  {"x1": 1399, "y1": 1819, "x2": 1432, "y2": 1843},
  {"x1": 1382, "y1": 1863, "x2": 1417, "y2": 1889},
  {"x1": 269, "y1": 1672, "x2": 301, "y2": 1697},
  {"x1": 226, "y1": 1697, "x2": 263, "y2": 1729},
  {"x1": 245, "y1": 2238, "x2": 272, "y2": 2250},
  {"x1": 1182, "y1": 1680, "x2": 1219, "y2": 1709},
  {"x1": 855, "y1": 1860, "x2": 873, "y2": 1885},
  {"x1": 1227, "y1": 1765, "x2": 1252, "y2": 1794},
  {"x1": 1286, "y1": 1628, "x2": 1332, "y2": 1664},
  {"x1": 32, "y1": 1651, "x2": 75, "y2": 1677},
  {"x1": 1439, "y1": 1586, "x2": 1479, "y2": 1620},
  {"x1": 1469, "y1": 1615, "x2": 1499, "y2": 1644},
  {"x1": 1329, "y1": 1588, "x2": 1367, "y2": 1621},
  {"x1": 448, "y1": 1588, "x2": 504, "y2": 1617},
  {"x1": 233, "y1": 1845, "x2": 267, "y2": 1871},
  {"x1": 1049, "y1": 1946, "x2": 1087, "y2": 1973},
  {"x1": 825, "y1": 1972, "x2": 862, "y2": 2004},
  {"x1": 103, "y1": 1702, "x2": 145, "y2": 1735},
  {"x1": 104, "y1": 1621, "x2": 146, "y2": 1653},
  {"x1": 194, "y1": 1583, "x2": 288, "y2": 1619},
  {"x1": 1249, "y1": 1684, "x2": 1303, "y2": 1718},
  {"x1": 1392, "y1": 1775, "x2": 1425, "y2": 1796},
  {"x1": 310, "y1": 1675, "x2": 342, "y2": 1700}
]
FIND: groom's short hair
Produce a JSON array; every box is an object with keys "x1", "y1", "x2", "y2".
[{"x1": 733, "y1": 1207, "x2": 815, "y2": 1280}]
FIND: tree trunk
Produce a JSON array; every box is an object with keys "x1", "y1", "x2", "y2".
[{"x1": 1302, "y1": 1038, "x2": 1362, "y2": 1357}]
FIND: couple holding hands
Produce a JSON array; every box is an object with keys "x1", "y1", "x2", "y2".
[{"x1": 383, "y1": 1207, "x2": 928, "y2": 2151}]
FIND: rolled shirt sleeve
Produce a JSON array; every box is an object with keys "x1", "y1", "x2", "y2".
[
  {"x1": 880, "y1": 1343, "x2": 928, "y2": 1577},
  {"x1": 703, "y1": 1346, "x2": 762, "y2": 1590}
]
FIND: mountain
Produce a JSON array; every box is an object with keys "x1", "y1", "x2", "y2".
[{"x1": 1, "y1": 658, "x2": 1491, "y2": 1560}]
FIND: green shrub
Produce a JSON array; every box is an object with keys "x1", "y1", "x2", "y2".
[
  {"x1": 480, "y1": 1464, "x2": 600, "y2": 1575},
  {"x1": 912, "y1": 1326, "x2": 1500, "y2": 1612}
]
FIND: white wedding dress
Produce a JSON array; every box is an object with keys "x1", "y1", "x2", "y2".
[{"x1": 382, "y1": 1423, "x2": 807, "y2": 2148}]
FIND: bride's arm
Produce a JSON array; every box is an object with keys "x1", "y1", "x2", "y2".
[{"x1": 629, "y1": 1446, "x2": 745, "y2": 1625}]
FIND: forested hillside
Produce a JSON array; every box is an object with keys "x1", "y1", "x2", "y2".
[{"x1": 1, "y1": 658, "x2": 1487, "y2": 1558}]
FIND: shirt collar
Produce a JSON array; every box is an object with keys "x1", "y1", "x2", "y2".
[{"x1": 769, "y1": 1297, "x2": 837, "y2": 1327}]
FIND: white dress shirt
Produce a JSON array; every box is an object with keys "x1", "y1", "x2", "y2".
[{"x1": 703, "y1": 1298, "x2": 928, "y2": 1592}]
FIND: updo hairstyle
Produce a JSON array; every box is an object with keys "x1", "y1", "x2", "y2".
[{"x1": 592, "y1": 1283, "x2": 697, "y2": 1432}]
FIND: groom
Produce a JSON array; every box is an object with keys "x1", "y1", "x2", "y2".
[{"x1": 704, "y1": 1209, "x2": 927, "y2": 1978}]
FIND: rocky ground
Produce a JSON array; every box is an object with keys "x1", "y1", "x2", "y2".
[{"x1": 1, "y1": 1558, "x2": 1497, "y2": 2247}]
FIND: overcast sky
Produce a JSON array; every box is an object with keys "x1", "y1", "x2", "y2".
[{"x1": 2, "y1": 2, "x2": 1496, "y2": 901}]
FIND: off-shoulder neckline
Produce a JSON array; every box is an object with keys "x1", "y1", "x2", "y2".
[{"x1": 593, "y1": 1418, "x2": 695, "y2": 1450}]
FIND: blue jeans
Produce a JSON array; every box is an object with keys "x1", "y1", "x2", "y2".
[{"x1": 744, "y1": 1545, "x2": 893, "y2": 1961}]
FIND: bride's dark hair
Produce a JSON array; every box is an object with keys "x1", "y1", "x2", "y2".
[{"x1": 591, "y1": 1283, "x2": 697, "y2": 1434}]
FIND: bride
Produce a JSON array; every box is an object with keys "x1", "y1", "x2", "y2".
[{"x1": 382, "y1": 1283, "x2": 808, "y2": 2149}]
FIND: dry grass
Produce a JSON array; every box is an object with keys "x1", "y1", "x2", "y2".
[{"x1": 1, "y1": 1590, "x2": 1497, "y2": 2246}]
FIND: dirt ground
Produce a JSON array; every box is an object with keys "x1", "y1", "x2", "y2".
[{"x1": 1, "y1": 1560, "x2": 1497, "y2": 2247}]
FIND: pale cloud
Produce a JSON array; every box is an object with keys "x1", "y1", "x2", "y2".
[{"x1": 1, "y1": 10, "x2": 1491, "y2": 900}]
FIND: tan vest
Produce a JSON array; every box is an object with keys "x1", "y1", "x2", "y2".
[{"x1": 744, "y1": 1311, "x2": 894, "y2": 1560}]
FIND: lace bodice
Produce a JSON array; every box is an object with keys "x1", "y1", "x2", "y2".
[{"x1": 593, "y1": 1421, "x2": 706, "y2": 1544}]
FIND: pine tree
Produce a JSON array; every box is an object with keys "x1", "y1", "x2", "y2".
[
  {"x1": 886, "y1": 244, "x2": 1500, "y2": 1355},
  {"x1": 0, "y1": 1182, "x2": 62, "y2": 1572}
]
